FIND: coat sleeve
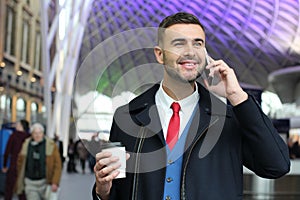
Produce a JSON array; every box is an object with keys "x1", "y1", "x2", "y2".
[
  {"x1": 51, "y1": 144, "x2": 62, "y2": 185},
  {"x1": 233, "y1": 95, "x2": 290, "y2": 178}
]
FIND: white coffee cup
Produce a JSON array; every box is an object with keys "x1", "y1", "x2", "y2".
[{"x1": 101, "y1": 143, "x2": 126, "y2": 179}]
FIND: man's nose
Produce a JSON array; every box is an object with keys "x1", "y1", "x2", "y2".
[{"x1": 183, "y1": 43, "x2": 196, "y2": 57}]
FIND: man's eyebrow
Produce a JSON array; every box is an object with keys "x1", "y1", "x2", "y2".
[
  {"x1": 170, "y1": 38, "x2": 204, "y2": 44},
  {"x1": 194, "y1": 38, "x2": 204, "y2": 43},
  {"x1": 171, "y1": 38, "x2": 186, "y2": 44}
]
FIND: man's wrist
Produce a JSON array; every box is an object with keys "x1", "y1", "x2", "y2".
[
  {"x1": 95, "y1": 186, "x2": 109, "y2": 200},
  {"x1": 228, "y1": 90, "x2": 248, "y2": 106}
]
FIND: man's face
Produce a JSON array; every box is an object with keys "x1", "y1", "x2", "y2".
[
  {"x1": 31, "y1": 128, "x2": 44, "y2": 142},
  {"x1": 155, "y1": 24, "x2": 206, "y2": 83}
]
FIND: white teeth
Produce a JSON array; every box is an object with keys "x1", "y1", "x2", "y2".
[{"x1": 185, "y1": 63, "x2": 194, "y2": 66}]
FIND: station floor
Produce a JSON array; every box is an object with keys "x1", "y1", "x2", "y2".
[
  {"x1": 0, "y1": 164, "x2": 95, "y2": 200},
  {"x1": 56, "y1": 169, "x2": 95, "y2": 200},
  {"x1": 1, "y1": 160, "x2": 300, "y2": 200}
]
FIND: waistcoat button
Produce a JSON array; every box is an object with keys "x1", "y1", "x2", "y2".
[
  {"x1": 168, "y1": 160, "x2": 174, "y2": 164},
  {"x1": 166, "y1": 177, "x2": 173, "y2": 182}
]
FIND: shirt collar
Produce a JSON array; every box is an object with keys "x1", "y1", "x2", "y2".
[{"x1": 156, "y1": 81, "x2": 199, "y2": 113}]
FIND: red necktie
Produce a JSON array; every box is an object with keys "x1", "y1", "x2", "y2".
[{"x1": 166, "y1": 102, "x2": 181, "y2": 150}]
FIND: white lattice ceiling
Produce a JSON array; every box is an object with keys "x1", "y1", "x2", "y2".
[{"x1": 79, "y1": 0, "x2": 300, "y2": 98}]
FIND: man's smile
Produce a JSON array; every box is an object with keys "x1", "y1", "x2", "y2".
[{"x1": 178, "y1": 60, "x2": 199, "y2": 70}]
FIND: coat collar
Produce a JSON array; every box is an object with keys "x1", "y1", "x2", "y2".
[
  {"x1": 128, "y1": 82, "x2": 231, "y2": 145},
  {"x1": 20, "y1": 137, "x2": 55, "y2": 156},
  {"x1": 129, "y1": 82, "x2": 231, "y2": 123},
  {"x1": 128, "y1": 84, "x2": 160, "y2": 126}
]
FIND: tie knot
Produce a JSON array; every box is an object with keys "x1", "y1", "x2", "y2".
[{"x1": 171, "y1": 102, "x2": 181, "y2": 113}]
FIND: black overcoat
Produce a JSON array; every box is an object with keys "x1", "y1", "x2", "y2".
[{"x1": 93, "y1": 83, "x2": 290, "y2": 200}]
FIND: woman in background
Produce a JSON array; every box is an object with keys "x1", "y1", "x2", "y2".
[{"x1": 2, "y1": 119, "x2": 30, "y2": 200}]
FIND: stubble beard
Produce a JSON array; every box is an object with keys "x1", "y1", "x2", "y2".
[
  {"x1": 164, "y1": 65, "x2": 198, "y2": 83},
  {"x1": 162, "y1": 50, "x2": 206, "y2": 84},
  {"x1": 163, "y1": 60, "x2": 205, "y2": 84}
]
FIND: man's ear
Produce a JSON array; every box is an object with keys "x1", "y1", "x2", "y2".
[{"x1": 154, "y1": 46, "x2": 164, "y2": 64}]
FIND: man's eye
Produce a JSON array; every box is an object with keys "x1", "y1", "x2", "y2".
[
  {"x1": 174, "y1": 42, "x2": 184, "y2": 46},
  {"x1": 194, "y1": 42, "x2": 203, "y2": 47}
]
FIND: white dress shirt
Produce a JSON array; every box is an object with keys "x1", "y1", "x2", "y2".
[{"x1": 155, "y1": 81, "x2": 200, "y2": 140}]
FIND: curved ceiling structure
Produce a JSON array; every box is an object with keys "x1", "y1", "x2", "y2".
[{"x1": 78, "y1": 0, "x2": 300, "y2": 98}]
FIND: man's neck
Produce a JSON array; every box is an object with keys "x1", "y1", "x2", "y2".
[{"x1": 162, "y1": 80, "x2": 196, "y2": 101}]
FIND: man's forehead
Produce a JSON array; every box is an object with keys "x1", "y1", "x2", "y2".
[{"x1": 163, "y1": 24, "x2": 205, "y2": 40}]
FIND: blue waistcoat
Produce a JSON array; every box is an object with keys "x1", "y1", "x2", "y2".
[{"x1": 163, "y1": 107, "x2": 197, "y2": 200}]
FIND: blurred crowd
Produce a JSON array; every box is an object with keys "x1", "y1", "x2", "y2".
[
  {"x1": 66, "y1": 137, "x2": 96, "y2": 175},
  {"x1": 0, "y1": 119, "x2": 96, "y2": 200},
  {"x1": 288, "y1": 135, "x2": 300, "y2": 159},
  {"x1": 2, "y1": 119, "x2": 299, "y2": 200}
]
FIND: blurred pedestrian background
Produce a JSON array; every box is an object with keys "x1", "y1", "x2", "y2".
[
  {"x1": 2, "y1": 119, "x2": 30, "y2": 200},
  {"x1": 16, "y1": 123, "x2": 62, "y2": 200}
]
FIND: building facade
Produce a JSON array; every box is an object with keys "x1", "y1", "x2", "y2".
[{"x1": 0, "y1": 0, "x2": 55, "y2": 125}]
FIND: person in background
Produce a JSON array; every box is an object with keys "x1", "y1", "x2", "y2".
[
  {"x1": 76, "y1": 139, "x2": 89, "y2": 174},
  {"x1": 92, "y1": 12, "x2": 290, "y2": 200},
  {"x1": 67, "y1": 138, "x2": 77, "y2": 173},
  {"x1": 53, "y1": 134, "x2": 65, "y2": 165},
  {"x1": 16, "y1": 123, "x2": 62, "y2": 200},
  {"x1": 288, "y1": 136, "x2": 300, "y2": 159},
  {"x1": 87, "y1": 135, "x2": 98, "y2": 173},
  {"x1": 2, "y1": 119, "x2": 30, "y2": 200}
]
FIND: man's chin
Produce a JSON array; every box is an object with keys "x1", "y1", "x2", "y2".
[
  {"x1": 165, "y1": 69, "x2": 199, "y2": 83},
  {"x1": 178, "y1": 76, "x2": 197, "y2": 84},
  {"x1": 182, "y1": 74, "x2": 200, "y2": 83}
]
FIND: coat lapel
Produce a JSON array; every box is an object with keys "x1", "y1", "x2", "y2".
[
  {"x1": 184, "y1": 83, "x2": 231, "y2": 161},
  {"x1": 128, "y1": 83, "x2": 231, "y2": 157},
  {"x1": 129, "y1": 84, "x2": 165, "y2": 145}
]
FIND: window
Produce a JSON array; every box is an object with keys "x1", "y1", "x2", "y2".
[
  {"x1": 6, "y1": 96, "x2": 12, "y2": 121},
  {"x1": 4, "y1": 5, "x2": 16, "y2": 56},
  {"x1": 31, "y1": 102, "x2": 38, "y2": 122},
  {"x1": 0, "y1": 95, "x2": 12, "y2": 122},
  {"x1": 21, "y1": 12, "x2": 31, "y2": 64},
  {"x1": 41, "y1": 105, "x2": 47, "y2": 124},
  {"x1": 16, "y1": 97, "x2": 26, "y2": 120},
  {"x1": 0, "y1": 95, "x2": 7, "y2": 110},
  {"x1": 34, "y1": 31, "x2": 42, "y2": 71}
]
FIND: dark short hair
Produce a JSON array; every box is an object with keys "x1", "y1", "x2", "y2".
[
  {"x1": 158, "y1": 12, "x2": 205, "y2": 45},
  {"x1": 20, "y1": 119, "x2": 29, "y2": 132}
]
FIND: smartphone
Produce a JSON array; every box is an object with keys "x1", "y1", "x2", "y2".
[
  {"x1": 203, "y1": 48, "x2": 213, "y2": 85},
  {"x1": 203, "y1": 49, "x2": 219, "y2": 86}
]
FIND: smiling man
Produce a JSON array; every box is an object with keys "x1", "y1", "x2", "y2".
[
  {"x1": 154, "y1": 23, "x2": 206, "y2": 101},
  {"x1": 157, "y1": 24, "x2": 204, "y2": 80},
  {"x1": 92, "y1": 12, "x2": 290, "y2": 200}
]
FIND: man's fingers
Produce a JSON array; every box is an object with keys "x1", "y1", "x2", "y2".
[
  {"x1": 95, "y1": 151, "x2": 112, "y2": 161},
  {"x1": 99, "y1": 170, "x2": 120, "y2": 184},
  {"x1": 94, "y1": 156, "x2": 119, "y2": 171},
  {"x1": 206, "y1": 60, "x2": 230, "y2": 77},
  {"x1": 95, "y1": 162, "x2": 121, "y2": 184},
  {"x1": 100, "y1": 156, "x2": 119, "y2": 166},
  {"x1": 126, "y1": 153, "x2": 130, "y2": 160},
  {"x1": 99, "y1": 162, "x2": 121, "y2": 177},
  {"x1": 94, "y1": 150, "x2": 129, "y2": 186}
]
